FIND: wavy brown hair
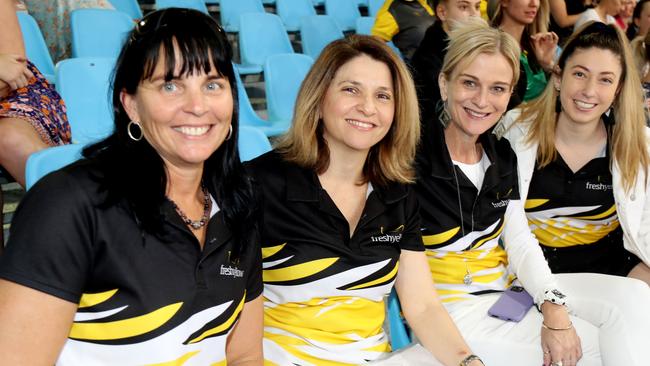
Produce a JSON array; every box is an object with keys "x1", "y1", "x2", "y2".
[{"x1": 275, "y1": 35, "x2": 420, "y2": 186}]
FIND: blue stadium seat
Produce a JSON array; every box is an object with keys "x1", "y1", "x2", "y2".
[
  {"x1": 276, "y1": 0, "x2": 316, "y2": 32},
  {"x1": 55, "y1": 58, "x2": 115, "y2": 144},
  {"x1": 264, "y1": 53, "x2": 313, "y2": 124},
  {"x1": 368, "y1": 0, "x2": 384, "y2": 17},
  {"x1": 109, "y1": 0, "x2": 143, "y2": 19},
  {"x1": 239, "y1": 13, "x2": 294, "y2": 72},
  {"x1": 238, "y1": 126, "x2": 272, "y2": 162},
  {"x1": 25, "y1": 143, "x2": 86, "y2": 190},
  {"x1": 299, "y1": 15, "x2": 343, "y2": 59},
  {"x1": 324, "y1": 0, "x2": 361, "y2": 32},
  {"x1": 219, "y1": 0, "x2": 265, "y2": 33},
  {"x1": 70, "y1": 9, "x2": 134, "y2": 58},
  {"x1": 16, "y1": 12, "x2": 55, "y2": 82},
  {"x1": 234, "y1": 66, "x2": 290, "y2": 137},
  {"x1": 355, "y1": 16, "x2": 374, "y2": 35},
  {"x1": 156, "y1": 0, "x2": 209, "y2": 13},
  {"x1": 355, "y1": 17, "x2": 403, "y2": 58},
  {"x1": 387, "y1": 288, "x2": 412, "y2": 351}
]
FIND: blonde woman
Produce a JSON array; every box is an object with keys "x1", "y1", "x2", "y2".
[
  {"x1": 489, "y1": 0, "x2": 558, "y2": 103},
  {"x1": 246, "y1": 35, "x2": 483, "y2": 366},
  {"x1": 499, "y1": 21, "x2": 650, "y2": 366},
  {"x1": 417, "y1": 18, "x2": 638, "y2": 366}
]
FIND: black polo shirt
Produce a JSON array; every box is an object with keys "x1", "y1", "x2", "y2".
[
  {"x1": 0, "y1": 160, "x2": 262, "y2": 365},
  {"x1": 246, "y1": 151, "x2": 423, "y2": 365},
  {"x1": 525, "y1": 148, "x2": 639, "y2": 275},
  {"x1": 414, "y1": 120, "x2": 520, "y2": 302}
]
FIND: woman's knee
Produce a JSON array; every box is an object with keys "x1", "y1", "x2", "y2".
[{"x1": 0, "y1": 118, "x2": 44, "y2": 158}]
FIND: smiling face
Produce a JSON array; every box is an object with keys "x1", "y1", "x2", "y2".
[
  {"x1": 556, "y1": 47, "x2": 622, "y2": 127},
  {"x1": 439, "y1": 52, "x2": 513, "y2": 140},
  {"x1": 501, "y1": 0, "x2": 539, "y2": 26},
  {"x1": 122, "y1": 45, "x2": 233, "y2": 172},
  {"x1": 319, "y1": 54, "x2": 395, "y2": 156}
]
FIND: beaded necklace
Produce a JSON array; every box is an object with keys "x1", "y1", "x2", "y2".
[{"x1": 169, "y1": 184, "x2": 211, "y2": 230}]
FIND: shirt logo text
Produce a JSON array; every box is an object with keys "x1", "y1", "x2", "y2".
[{"x1": 220, "y1": 265, "x2": 244, "y2": 278}]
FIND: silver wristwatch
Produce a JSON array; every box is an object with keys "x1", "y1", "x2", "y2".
[{"x1": 459, "y1": 354, "x2": 484, "y2": 366}]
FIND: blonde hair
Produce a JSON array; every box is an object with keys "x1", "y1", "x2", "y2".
[
  {"x1": 441, "y1": 17, "x2": 521, "y2": 88},
  {"x1": 488, "y1": 0, "x2": 550, "y2": 35},
  {"x1": 519, "y1": 22, "x2": 649, "y2": 192},
  {"x1": 631, "y1": 32, "x2": 650, "y2": 79},
  {"x1": 275, "y1": 35, "x2": 420, "y2": 186}
]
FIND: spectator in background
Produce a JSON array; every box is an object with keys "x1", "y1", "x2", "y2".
[
  {"x1": 631, "y1": 30, "x2": 650, "y2": 116},
  {"x1": 573, "y1": 0, "x2": 620, "y2": 31},
  {"x1": 626, "y1": 0, "x2": 650, "y2": 40},
  {"x1": 371, "y1": 0, "x2": 436, "y2": 63},
  {"x1": 22, "y1": 0, "x2": 114, "y2": 61},
  {"x1": 549, "y1": 0, "x2": 589, "y2": 45},
  {"x1": 489, "y1": 0, "x2": 558, "y2": 104},
  {"x1": 0, "y1": 0, "x2": 71, "y2": 248},
  {"x1": 411, "y1": 0, "x2": 482, "y2": 121},
  {"x1": 615, "y1": 0, "x2": 635, "y2": 30}
]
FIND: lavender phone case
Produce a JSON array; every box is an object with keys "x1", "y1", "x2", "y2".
[{"x1": 487, "y1": 286, "x2": 534, "y2": 322}]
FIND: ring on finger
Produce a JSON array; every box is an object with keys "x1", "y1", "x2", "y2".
[{"x1": 551, "y1": 361, "x2": 563, "y2": 366}]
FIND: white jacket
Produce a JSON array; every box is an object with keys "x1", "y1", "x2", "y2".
[{"x1": 498, "y1": 109, "x2": 650, "y2": 266}]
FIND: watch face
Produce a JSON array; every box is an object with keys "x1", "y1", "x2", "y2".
[{"x1": 551, "y1": 289, "x2": 566, "y2": 299}]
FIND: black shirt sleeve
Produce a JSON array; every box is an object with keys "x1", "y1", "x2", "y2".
[
  {"x1": 244, "y1": 237, "x2": 263, "y2": 301},
  {"x1": 398, "y1": 187, "x2": 425, "y2": 252},
  {"x1": 0, "y1": 170, "x2": 95, "y2": 303}
]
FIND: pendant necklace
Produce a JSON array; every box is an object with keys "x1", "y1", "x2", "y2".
[{"x1": 463, "y1": 264, "x2": 473, "y2": 285}]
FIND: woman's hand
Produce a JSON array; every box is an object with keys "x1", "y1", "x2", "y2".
[
  {"x1": 540, "y1": 302, "x2": 582, "y2": 366},
  {"x1": 0, "y1": 54, "x2": 33, "y2": 90},
  {"x1": 530, "y1": 32, "x2": 559, "y2": 72}
]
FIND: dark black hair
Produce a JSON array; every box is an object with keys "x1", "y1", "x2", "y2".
[
  {"x1": 83, "y1": 8, "x2": 255, "y2": 259},
  {"x1": 633, "y1": 0, "x2": 650, "y2": 21},
  {"x1": 557, "y1": 22, "x2": 625, "y2": 83},
  {"x1": 627, "y1": 0, "x2": 650, "y2": 39}
]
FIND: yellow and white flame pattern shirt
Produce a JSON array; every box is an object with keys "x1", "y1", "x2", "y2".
[
  {"x1": 415, "y1": 121, "x2": 520, "y2": 303},
  {"x1": 0, "y1": 163, "x2": 263, "y2": 365},
  {"x1": 247, "y1": 152, "x2": 424, "y2": 366},
  {"x1": 523, "y1": 148, "x2": 638, "y2": 275}
]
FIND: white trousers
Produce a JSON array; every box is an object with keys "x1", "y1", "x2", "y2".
[{"x1": 375, "y1": 273, "x2": 650, "y2": 366}]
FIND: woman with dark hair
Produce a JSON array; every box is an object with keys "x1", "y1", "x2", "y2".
[
  {"x1": 626, "y1": 0, "x2": 650, "y2": 40},
  {"x1": 0, "y1": 8, "x2": 263, "y2": 365},
  {"x1": 247, "y1": 34, "x2": 483, "y2": 366}
]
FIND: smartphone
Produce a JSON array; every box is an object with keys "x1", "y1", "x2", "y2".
[{"x1": 487, "y1": 286, "x2": 534, "y2": 322}]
